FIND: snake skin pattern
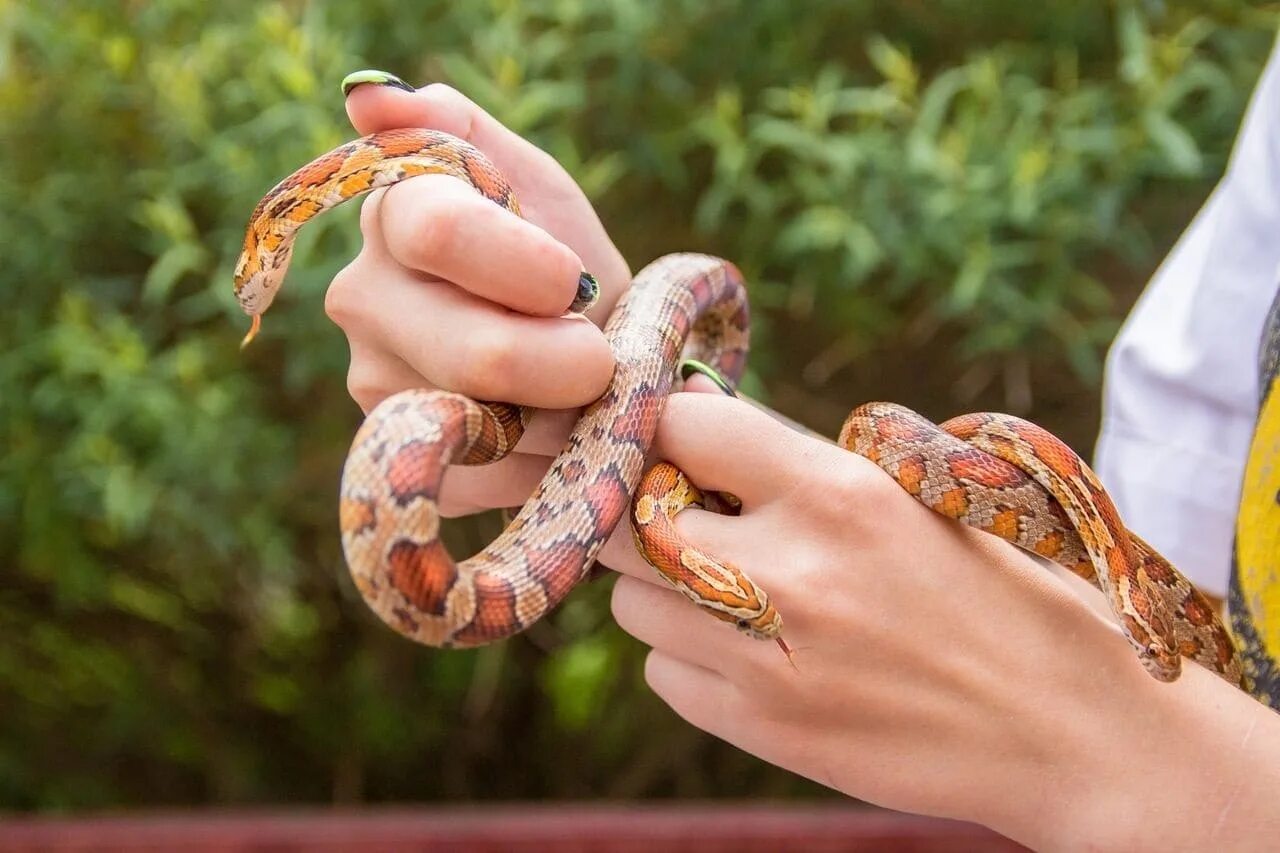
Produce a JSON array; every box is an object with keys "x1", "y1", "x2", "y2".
[
  {"x1": 631, "y1": 461, "x2": 787, "y2": 653},
  {"x1": 237, "y1": 128, "x2": 1250, "y2": 696},
  {"x1": 236, "y1": 128, "x2": 749, "y2": 647},
  {"x1": 841, "y1": 404, "x2": 1245, "y2": 690}
]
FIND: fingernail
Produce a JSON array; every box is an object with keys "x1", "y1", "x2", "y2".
[
  {"x1": 569, "y1": 272, "x2": 600, "y2": 313},
  {"x1": 679, "y1": 359, "x2": 736, "y2": 396},
  {"x1": 341, "y1": 69, "x2": 417, "y2": 97}
]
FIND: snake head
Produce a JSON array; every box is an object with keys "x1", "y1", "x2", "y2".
[
  {"x1": 1140, "y1": 641, "x2": 1182, "y2": 683},
  {"x1": 729, "y1": 601, "x2": 783, "y2": 643},
  {"x1": 233, "y1": 240, "x2": 294, "y2": 317}
]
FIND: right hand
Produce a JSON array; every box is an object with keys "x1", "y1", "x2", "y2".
[{"x1": 327, "y1": 78, "x2": 631, "y2": 518}]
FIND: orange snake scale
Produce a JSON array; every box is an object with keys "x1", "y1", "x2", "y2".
[{"x1": 236, "y1": 128, "x2": 1250, "y2": 696}]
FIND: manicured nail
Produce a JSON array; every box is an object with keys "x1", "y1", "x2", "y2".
[
  {"x1": 341, "y1": 69, "x2": 416, "y2": 97},
  {"x1": 679, "y1": 359, "x2": 736, "y2": 396},
  {"x1": 569, "y1": 272, "x2": 599, "y2": 313}
]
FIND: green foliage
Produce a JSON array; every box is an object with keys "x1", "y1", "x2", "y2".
[{"x1": 0, "y1": 0, "x2": 1275, "y2": 808}]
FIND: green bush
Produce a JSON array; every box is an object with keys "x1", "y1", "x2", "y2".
[{"x1": 0, "y1": 0, "x2": 1275, "y2": 808}]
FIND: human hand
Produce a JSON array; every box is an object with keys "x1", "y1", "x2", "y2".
[
  {"x1": 326, "y1": 73, "x2": 631, "y2": 517},
  {"x1": 605, "y1": 384, "x2": 1280, "y2": 850}
]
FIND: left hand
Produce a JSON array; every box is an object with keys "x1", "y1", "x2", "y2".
[{"x1": 602, "y1": 385, "x2": 1278, "y2": 850}]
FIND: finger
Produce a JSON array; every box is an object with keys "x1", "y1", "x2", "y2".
[
  {"x1": 682, "y1": 373, "x2": 730, "y2": 396},
  {"x1": 343, "y1": 337, "x2": 581, "y2": 455},
  {"x1": 374, "y1": 174, "x2": 587, "y2": 317},
  {"x1": 346, "y1": 82, "x2": 554, "y2": 182},
  {"x1": 344, "y1": 338, "x2": 435, "y2": 414},
  {"x1": 516, "y1": 409, "x2": 581, "y2": 457},
  {"x1": 612, "y1": 570, "x2": 784, "y2": 675},
  {"x1": 436, "y1": 453, "x2": 548, "y2": 518},
  {"x1": 651, "y1": 392, "x2": 815, "y2": 504},
  {"x1": 326, "y1": 254, "x2": 613, "y2": 409},
  {"x1": 596, "y1": 522, "x2": 670, "y2": 584},
  {"x1": 604, "y1": 493, "x2": 752, "y2": 580},
  {"x1": 643, "y1": 649, "x2": 742, "y2": 734},
  {"x1": 612, "y1": 576, "x2": 747, "y2": 671},
  {"x1": 644, "y1": 651, "x2": 828, "y2": 792}
]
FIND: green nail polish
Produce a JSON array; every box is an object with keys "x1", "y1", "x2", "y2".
[
  {"x1": 569, "y1": 272, "x2": 599, "y2": 313},
  {"x1": 341, "y1": 69, "x2": 416, "y2": 97},
  {"x1": 679, "y1": 359, "x2": 736, "y2": 396}
]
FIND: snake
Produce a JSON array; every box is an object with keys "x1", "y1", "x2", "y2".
[{"x1": 235, "y1": 127, "x2": 1250, "y2": 695}]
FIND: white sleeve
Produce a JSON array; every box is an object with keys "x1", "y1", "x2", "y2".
[{"x1": 1094, "y1": 35, "x2": 1280, "y2": 598}]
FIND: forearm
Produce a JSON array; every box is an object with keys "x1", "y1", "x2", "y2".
[{"x1": 997, "y1": 639, "x2": 1280, "y2": 851}]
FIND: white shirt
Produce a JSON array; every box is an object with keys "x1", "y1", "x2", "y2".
[{"x1": 1094, "y1": 35, "x2": 1280, "y2": 598}]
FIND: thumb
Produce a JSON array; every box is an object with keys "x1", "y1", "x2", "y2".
[{"x1": 342, "y1": 74, "x2": 554, "y2": 182}]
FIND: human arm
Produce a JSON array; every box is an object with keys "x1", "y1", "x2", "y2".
[
  {"x1": 327, "y1": 75, "x2": 1280, "y2": 850},
  {"x1": 608, "y1": 388, "x2": 1280, "y2": 851}
]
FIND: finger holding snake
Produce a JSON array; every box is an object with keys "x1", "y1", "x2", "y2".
[
  {"x1": 610, "y1": 392, "x2": 1280, "y2": 851},
  {"x1": 325, "y1": 75, "x2": 634, "y2": 518},
  {"x1": 237, "y1": 91, "x2": 1280, "y2": 846},
  {"x1": 343, "y1": 75, "x2": 631, "y2": 325}
]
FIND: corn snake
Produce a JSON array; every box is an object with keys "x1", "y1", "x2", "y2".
[{"x1": 236, "y1": 128, "x2": 1249, "y2": 695}]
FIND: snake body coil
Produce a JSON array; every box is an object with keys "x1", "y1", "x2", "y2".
[
  {"x1": 236, "y1": 129, "x2": 750, "y2": 646},
  {"x1": 238, "y1": 128, "x2": 1251, "y2": 697}
]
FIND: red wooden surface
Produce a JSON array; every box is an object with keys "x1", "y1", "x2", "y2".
[{"x1": 0, "y1": 804, "x2": 1026, "y2": 852}]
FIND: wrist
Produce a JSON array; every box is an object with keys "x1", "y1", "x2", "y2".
[{"x1": 1009, "y1": 643, "x2": 1280, "y2": 851}]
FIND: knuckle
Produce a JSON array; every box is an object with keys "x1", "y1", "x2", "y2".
[
  {"x1": 530, "y1": 234, "x2": 580, "y2": 295},
  {"x1": 420, "y1": 82, "x2": 465, "y2": 108},
  {"x1": 324, "y1": 259, "x2": 364, "y2": 327},
  {"x1": 819, "y1": 452, "x2": 901, "y2": 524},
  {"x1": 400, "y1": 193, "x2": 467, "y2": 269},
  {"x1": 344, "y1": 362, "x2": 384, "y2": 414},
  {"x1": 452, "y1": 325, "x2": 521, "y2": 399},
  {"x1": 357, "y1": 187, "x2": 387, "y2": 238}
]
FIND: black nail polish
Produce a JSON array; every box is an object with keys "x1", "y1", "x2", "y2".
[
  {"x1": 679, "y1": 359, "x2": 736, "y2": 396},
  {"x1": 569, "y1": 272, "x2": 599, "y2": 313},
  {"x1": 341, "y1": 69, "x2": 417, "y2": 97}
]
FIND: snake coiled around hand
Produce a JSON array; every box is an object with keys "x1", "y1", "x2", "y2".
[{"x1": 236, "y1": 128, "x2": 1251, "y2": 697}]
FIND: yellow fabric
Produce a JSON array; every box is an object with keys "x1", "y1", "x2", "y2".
[{"x1": 1229, "y1": 290, "x2": 1280, "y2": 705}]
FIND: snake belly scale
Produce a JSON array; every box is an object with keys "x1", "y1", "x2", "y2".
[{"x1": 237, "y1": 128, "x2": 1251, "y2": 698}]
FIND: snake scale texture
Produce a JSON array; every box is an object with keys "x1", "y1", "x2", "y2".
[{"x1": 236, "y1": 128, "x2": 1253, "y2": 698}]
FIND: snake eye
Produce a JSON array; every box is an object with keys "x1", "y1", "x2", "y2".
[{"x1": 736, "y1": 619, "x2": 750, "y2": 630}]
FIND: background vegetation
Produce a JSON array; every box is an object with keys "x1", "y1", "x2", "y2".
[{"x1": 1, "y1": 0, "x2": 1276, "y2": 810}]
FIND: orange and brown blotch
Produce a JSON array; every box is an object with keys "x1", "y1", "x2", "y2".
[
  {"x1": 293, "y1": 145, "x2": 351, "y2": 194},
  {"x1": 386, "y1": 538, "x2": 455, "y2": 616},
  {"x1": 611, "y1": 386, "x2": 662, "y2": 446},
  {"x1": 948, "y1": 451, "x2": 1028, "y2": 490},
  {"x1": 1138, "y1": 553, "x2": 1180, "y2": 587},
  {"x1": 461, "y1": 149, "x2": 514, "y2": 206},
  {"x1": 462, "y1": 408, "x2": 501, "y2": 463},
  {"x1": 632, "y1": 492, "x2": 660, "y2": 527},
  {"x1": 386, "y1": 440, "x2": 446, "y2": 505},
  {"x1": 561, "y1": 459, "x2": 589, "y2": 484},
  {"x1": 528, "y1": 539, "x2": 591, "y2": 605},
  {"x1": 891, "y1": 455, "x2": 927, "y2": 496},
  {"x1": 378, "y1": 129, "x2": 446, "y2": 159},
  {"x1": 452, "y1": 573, "x2": 520, "y2": 645},
  {"x1": 339, "y1": 497, "x2": 377, "y2": 536},
  {"x1": 1180, "y1": 590, "x2": 1219, "y2": 628},
  {"x1": 935, "y1": 486, "x2": 969, "y2": 519},
  {"x1": 584, "y1": 466, "x2": 631, "y2": 532},
  {"x1": 989, "y1": 508, "x2": 1026, "y2": 543}
]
